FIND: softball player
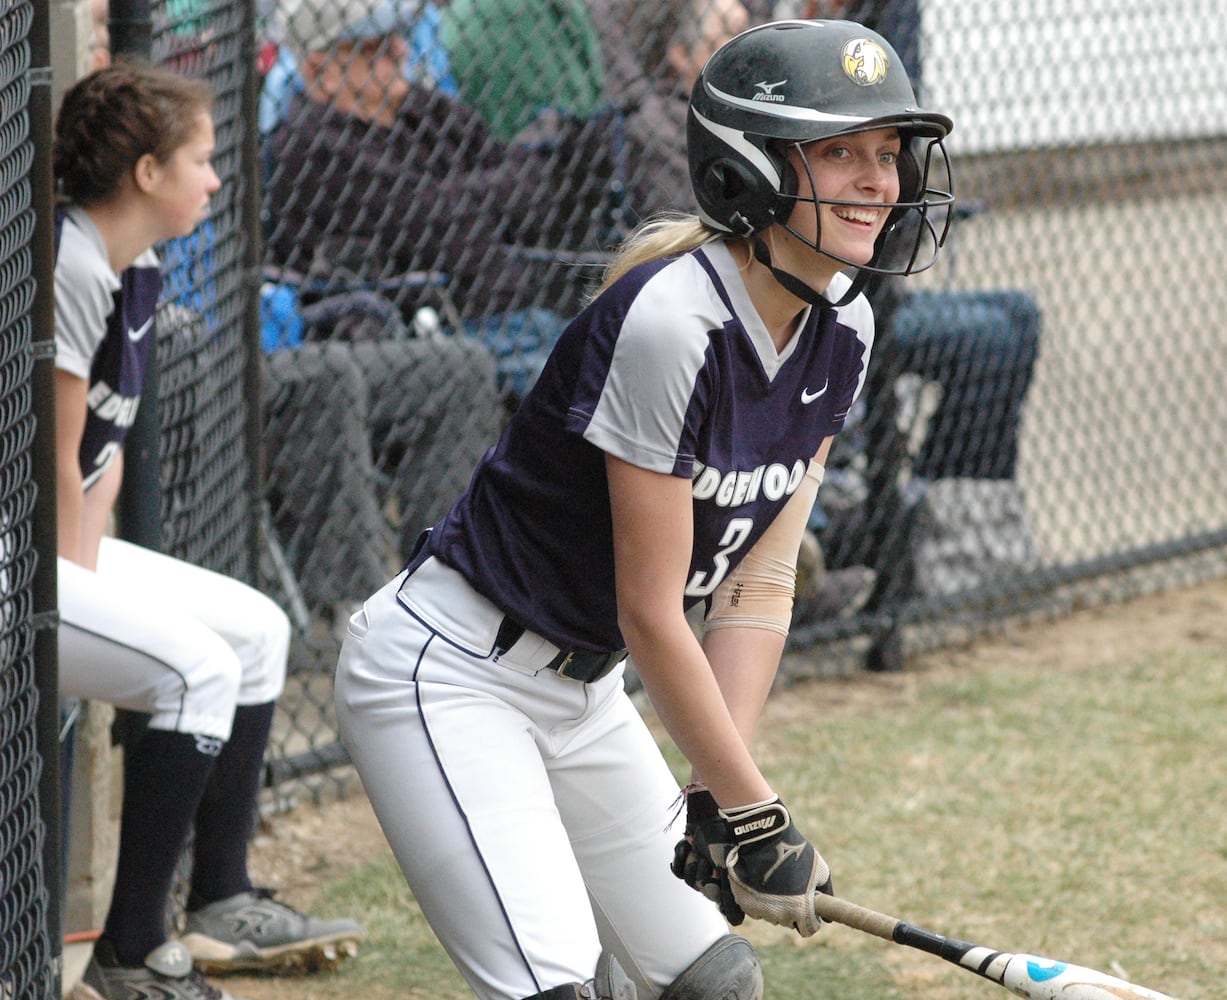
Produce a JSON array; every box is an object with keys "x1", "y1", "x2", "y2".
[
  {"x1": 336, "y1": 19, "x2": 953, "y2": 1000},
  {"x1": 53, "y1": 65, "x2": 361, "y2": 1000}
]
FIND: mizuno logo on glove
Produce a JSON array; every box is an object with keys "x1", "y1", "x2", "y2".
[{"x1": 732, "y1": 815, "x2": 778, "y2": 837}]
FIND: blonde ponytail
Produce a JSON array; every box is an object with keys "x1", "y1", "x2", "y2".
[{"x1": 594, "y1": 213, "x2": 729, "y2": 296}]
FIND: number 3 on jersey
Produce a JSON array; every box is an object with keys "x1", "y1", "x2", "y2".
[{"x1": 686, "y1": 517, "x2": 754, "y2": 597}]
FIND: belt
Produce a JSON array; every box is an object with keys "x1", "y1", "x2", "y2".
[{"x1": 494, "y1": 617, "x2": 628, "y2": 684}]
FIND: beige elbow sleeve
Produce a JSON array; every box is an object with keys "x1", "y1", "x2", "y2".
[{"x1": 704, "y1": 460, "x2": 825, "y2": 637}]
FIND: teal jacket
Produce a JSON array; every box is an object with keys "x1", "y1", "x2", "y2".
[{"x1": 442, "y1": 0, "x2": 606, "y2": 139}]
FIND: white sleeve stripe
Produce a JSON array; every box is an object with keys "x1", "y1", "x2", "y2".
[
  {"x1": 584, "y1": 259, "x2": 723, "y2": 473},
  {"x1": 54, "y1": 212, "x2": 119, "y2": 377}
]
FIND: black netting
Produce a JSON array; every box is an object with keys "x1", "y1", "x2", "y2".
[{"x1": 0, "y1": 0, "x2": 53, "y2": 995}]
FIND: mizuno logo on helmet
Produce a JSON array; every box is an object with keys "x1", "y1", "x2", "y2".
[{"x1": 752, "y1": 79, "x2": 787, "y2": 102}]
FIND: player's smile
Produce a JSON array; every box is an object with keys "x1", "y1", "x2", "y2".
[{"x1": 830, "y1": 205, "x2": 885, "y2": 228}]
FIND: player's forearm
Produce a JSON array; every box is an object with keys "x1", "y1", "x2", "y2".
[
  {"x1": 702, "y1": 624, "x2": 785, "y2": 745},
  {"x1": 77, "y1": 463, "x2": 120, "y2": 570},
  {"x1": 54, "y1": 368, "x2": 91, "y2": 565},
  {"x1": 57, "y1": 452, "x2": 119, "y2": 569},
  {"x1": 694, "y1": 460, "x2": 820, "y2": 743},
  {"x1": 55, "y1": 460, "x2": 86, "y2": 564},
  {"x1": 704, "y1": 455, "x2": 824, "y2": 640},
  {"x1": 625, "y1": 614, "x2": 774, "y2": 808},
  {"x1": 606, "y1": 452, "x2": 776, "y2": 805}
]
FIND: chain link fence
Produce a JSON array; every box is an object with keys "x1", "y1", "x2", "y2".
[
  {"x1": 153, "y1": 1, "x2": 259, "y2": 581},
  {"x1": 255, "y1": 0, "x2": 1227, "y2": 778},
  {"x1": 811, "y1": 0, "x2": 1227, "y2": 670},
  {"x1": 1, "y1": 1, "x2": 54, "y2": 996},
  {"x1": 4, "y1": 3, "x2": 1227, "y2": 981}
]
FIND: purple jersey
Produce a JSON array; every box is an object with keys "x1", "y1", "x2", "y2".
[
  {"x1": 430, "y1": 241, "x2": 874, "y2": 651},
  {"x1": 54, "y1": 206, "x2": 162, "y2": 489}
]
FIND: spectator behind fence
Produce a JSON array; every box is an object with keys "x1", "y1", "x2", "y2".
[
  {"x1": 590, "y1": 0, "x2": 749, "y2": 218},
  {"x1": 261, "y1": 296, "x2": 505, "y2": 615},
  {"x1": 255, "y1": 1, "x2": 512, "y2": 613},
  {"x1": 160, "y1": 217, "x2": 502, "y2": 620},
  {"x1": 256, "y1": 0, "x2": 457, "y2": 137},
  {"x1": 266, "y1": 0, "x2": 623, "y2": 398},
  {"x1": 51, "y1": 63, "x2": 363, "y2": 1000},
  {"x1": 88, "y1": 0, "x2": 111, "y2": 70}
]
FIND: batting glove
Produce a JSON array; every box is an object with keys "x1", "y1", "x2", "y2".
[
  {"x1": 722, "y1": 796, "x2": 833, "y2": 937},
  {"x1": 670, "y1": 787, "x2": 745, "y2": 925}
]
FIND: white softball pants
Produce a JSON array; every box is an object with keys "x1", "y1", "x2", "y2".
[
  {"x1": 335, "y1": 555, "x2": 729, "y2": 1000},
  {"x1": 58, "y1": 536, "x2": 289, "y2": 741}
]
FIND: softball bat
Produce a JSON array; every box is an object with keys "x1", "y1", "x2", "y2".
[{"x1": 812, "y1": 893, "x2": 1177, "y2": 999}]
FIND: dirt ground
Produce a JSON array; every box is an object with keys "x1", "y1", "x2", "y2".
[{"x1": 235, "y1": 575, "x2": 1227, "y2": 996}]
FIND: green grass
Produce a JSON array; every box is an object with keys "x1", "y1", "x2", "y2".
[{"x1": 263, "y1": 642, "x2": 1227, "y2": 999}]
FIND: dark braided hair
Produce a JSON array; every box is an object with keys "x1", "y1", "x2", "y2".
[{"x1": 53, "y1": 61, "x2": 213, "y2": 206}]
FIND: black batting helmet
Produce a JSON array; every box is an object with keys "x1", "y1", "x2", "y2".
[{"x1": 688, "y1": 19, "x2": 954, "y2": 280}]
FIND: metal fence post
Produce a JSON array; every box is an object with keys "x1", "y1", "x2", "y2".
[
  {"x1": 30, "y1": 0, "x2": 62, "y2": 991},
  {"x1": 110, "y1": 0, "x2": 160, "y2": 553}
]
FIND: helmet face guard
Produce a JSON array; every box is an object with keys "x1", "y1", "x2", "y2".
[
  {"x1": 688, "y1": 20, "x2": 955, "y2": 292},
  {"x1": 776, "y1": 130, "x2": 955, "y2": 278}
]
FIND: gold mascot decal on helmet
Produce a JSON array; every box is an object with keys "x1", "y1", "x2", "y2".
[{"x1": 841, "y1": 38, "x2": 889, "y2": 86}]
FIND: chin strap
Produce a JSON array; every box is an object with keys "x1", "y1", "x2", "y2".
[{"x1": 751, "y1": 237, "x2": 866, "y2": 309}]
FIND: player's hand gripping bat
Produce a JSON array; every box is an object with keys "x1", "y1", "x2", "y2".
[{"x1": 811, "y1": 893, "x2": 1177, "y2": 999}]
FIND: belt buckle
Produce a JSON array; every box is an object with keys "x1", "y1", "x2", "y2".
[
  {"x1": 553, "y1": 648, "x2": 626, "y2": 682},
  {"x1": 554, "y1": 650, "x2": 580, "y2": 679}
]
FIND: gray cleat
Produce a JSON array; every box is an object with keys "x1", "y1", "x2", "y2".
[
  {"x1": 74, "y1": 939, "x2": 246, "y2": 1000},
  {"x1": 181, "y1": 888, "x2": 364, "y2": 975}
]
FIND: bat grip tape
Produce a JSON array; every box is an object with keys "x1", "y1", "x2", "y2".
[{"x1": 812, "y1": 895, "x2": 900, "y2": 941}]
